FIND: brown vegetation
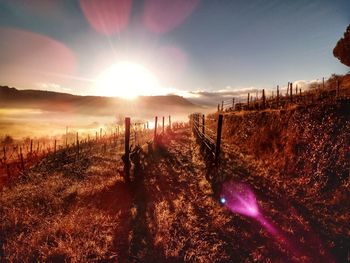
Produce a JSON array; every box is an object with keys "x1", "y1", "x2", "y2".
[
  {"x1": 1, "y1": 76, "x2": 349, "y2": 262},
  {"x1": 205, "y1": 77, "x2": 350, "y2": 262},
  {"x1": 333, "y1": 24, "x2": 350, "y2": 67}
]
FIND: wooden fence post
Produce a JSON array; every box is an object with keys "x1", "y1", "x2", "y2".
[
  {"x1": 193, "y1": 114, "x2": 196, "y2": 137},
  {"x1": 277, "y1": 85, "x2": 280, "y2": 107},
  {"x1": 100, "y1": 128, "x2": 102, "y2": 140},
  {"x1": 221, "y1": 101, "x2": 224, "y2": 111},
  {"x1": 202, "y1": 114, "x2": 205, "y2": 137},
  {"x1": 262, "y1": 89, "x2": 266, "y2": 109},
  {"x1": 215, "y1": 114, "x2": 223, "y2": 164},
  {"x1": 232, "y1": 98, "x2": 235, "y2": 110},
  {"x1": 162, "y1": 116, "x2": 165, "y2": 133},
  {"x1": 154, "y1": 116, "x2": 158, "y2": 141},
  {"x1": 290, "y1": 82, "x2": 293, "y2": 103},
  {"x1": 197, "y1": 114, "x2": 200, "y2": 137},
  {"x1": 54, "y1": 139, "x2": 57, "y2": 154},
  {"x1": 322, "y1": 77, "x2": 324, "y2": 89},
  {"x1": 169, "y1": 115, "x2": 171, "y2": 130},
  {"x1": 124, "y1": 117, "x2": 131, "y2": 183},
  {"x1": 247, "y1": 93, "x2": 250, "y2": 109}
]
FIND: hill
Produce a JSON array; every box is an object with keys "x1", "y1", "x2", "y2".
[
  {"x1": 0, "y1": 86, "x2": 200, "y2": 138},
  {"x1": 1, "y1": 74, "x2": 350, "y2": 261},
  {"x1": 0, "y1": 86, "x2": 198, "y2": 116},
  {"x1": 205, "y1": 84, "x2": 350, "y2": 262}
]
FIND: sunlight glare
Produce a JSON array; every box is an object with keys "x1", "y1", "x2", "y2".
[{"x1": 96, "y1": 61, "x2": 159, "y2": 99}]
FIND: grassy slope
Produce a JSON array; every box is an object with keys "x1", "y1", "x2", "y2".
[
  {"x1": 2, "y1": 80, "x2": 350, "y2": 262},
  {"x1": 1, "y1": 128, "x2": 327, "y2": 262},
  {"x1": 209, "y1": 98, "x2": 350, "y2": 261},
  {"x1": 1, "y1": 142, "x2": 125, "y2": 261}
]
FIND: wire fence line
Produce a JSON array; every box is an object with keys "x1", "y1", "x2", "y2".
[
  {"x1": 190, "y1": 78, "x2": 350, "y2": 171},
  {"x1": 189, "y1": 113, "x2": 223, "y2": 163},
  {"x1": 217, "y1": 78, "x2": 350, "y2": 113},
  {"x1": 0, "y1": 115, "x2": 177, "y2": 185}
]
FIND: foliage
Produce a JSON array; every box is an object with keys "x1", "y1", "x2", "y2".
[{"x1": 333, "y1": 24, "x2": 350, "y2": 67}]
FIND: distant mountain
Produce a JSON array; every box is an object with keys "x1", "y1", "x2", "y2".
[{"x1": 0, "y1": 86, "x2": 199, "y2": 117}]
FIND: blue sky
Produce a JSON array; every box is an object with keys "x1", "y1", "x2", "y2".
[{"x1": 0, "y1": 0, "x2": 349, "y2": 100}]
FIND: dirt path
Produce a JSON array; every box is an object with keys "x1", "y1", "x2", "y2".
[{"x1": 111, "y1": 127, "x2": 337, "y2": 262}]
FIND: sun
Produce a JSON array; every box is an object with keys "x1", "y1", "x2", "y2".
[{"x1": 96, "y1": 61, "x2": 158, "y2": 99}]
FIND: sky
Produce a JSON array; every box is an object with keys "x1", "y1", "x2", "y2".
[{"x1": 0, "y1": 0, "x2": 349, "y2": 103}]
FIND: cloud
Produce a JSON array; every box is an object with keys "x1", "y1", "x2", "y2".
[
  {"x1": 292, "y1": 79, "x2": 324, "y2": 91},
  {"x1": 0, "y1": 27, "x2": 76, "y2": 90},
  {"x1": 166, "y1": 80, "x2": 324, "y2": 108},
  {"x1": 192, "y1": 86, "x2": 259, "y2": 97},
  {"x1": 165, "y1": 86, "x2": 261, "y2": 107}
]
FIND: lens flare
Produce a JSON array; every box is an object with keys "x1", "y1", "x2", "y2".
[
  {"x1": 143, "y1": 0, "x2": 199, "y2": 34},
  {"x1": 220, "y1": 181, "x2": 297, "y2": 253},
  {"x1": 220, "y1": 197, "x2": 226, "y2": 204},
  {"x1": 0, "y1": 27, "x2": 76, "y2": 87},
  {"x1": 220, "y1": 181, "x2": 283, "y2": 237},
  {"x1": 220, "y1": 181, "x2": 260, "y2": 218},
  {"x1": 219, "y1": 180, "x2": 335, "y2": 261},
  {"x1": 80, "y1": 0, "x2": 132, "y2": 35}
]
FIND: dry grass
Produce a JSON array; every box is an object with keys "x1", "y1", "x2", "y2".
[
  {"x1": 0, "y1": 142, "x2": 124, "y2": 262},
  {"x1": 1, "y1": 97, "x2": 349, "y2": 262},
  {"x1": 207, "y1": 95, "x2": 350, "y2": 261},
  {"x1": 1, "y1": 129, "x2": 289, "y2": 262}
]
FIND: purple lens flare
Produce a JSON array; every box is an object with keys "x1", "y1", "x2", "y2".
[
  {"x1": 219, "y1": 181, "x2": 297, "y2": 255},
  {"x1": 219, "y1": 180, "x2": 334, "y2": 261},
  {"x1": 220, "y1": 181, "x2": 260, "y2": 218}
]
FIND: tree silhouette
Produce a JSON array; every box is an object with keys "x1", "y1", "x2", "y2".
[{"x1": 333, "y1": 24, "x2": 350, "y2": 67}]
